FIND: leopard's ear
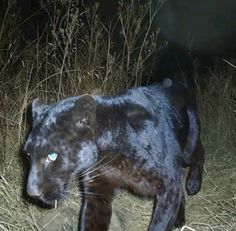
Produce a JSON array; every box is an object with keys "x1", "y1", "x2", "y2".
[
  {"x1": 73, "y1": 94, "x2": 96, "y2": 129},
  {"x1": 32, "y1": 98, "x2": 49, "y2": 123}
]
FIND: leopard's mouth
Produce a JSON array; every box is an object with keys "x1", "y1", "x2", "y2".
[
  {"x1": 40, "y1": 193, "x2": 61, "y2": 205},
  {"x1": 39, "y1": 183, "x2": 68, "y2": 205}
]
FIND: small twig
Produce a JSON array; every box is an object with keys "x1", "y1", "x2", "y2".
[
  {"x1": 222, "y1": 58, "x2": 236, "y2": 69},
  {"x1": 0, "y1": 175, "x2": 9, "y2": 185},
  {"x1": 180, "y1": 225, "x2": 195, "y2": 231},
  {"x1": 191, "y1": 222, "x2": 215, "y2": 231},
  {"x1": 54, "y1": 200, "x2": 58, "y2": 209}
]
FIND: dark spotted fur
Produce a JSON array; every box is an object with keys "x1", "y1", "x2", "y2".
[{"x1": 24, "y1": 80, "x2": 204, "y2": 231}]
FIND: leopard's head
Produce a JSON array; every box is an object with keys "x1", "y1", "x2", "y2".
[{"x1": 24, "y1": 95, "x2": 98, "y2": 205}]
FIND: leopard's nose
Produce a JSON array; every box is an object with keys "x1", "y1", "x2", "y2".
[
  {"x1": 27, "y1": 167, "x2": 42, "y2": 198},
  {"x1": 27, "y1": 183, "x2": 42, "y2": 198}
]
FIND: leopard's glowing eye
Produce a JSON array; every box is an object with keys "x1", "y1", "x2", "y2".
[{"x1": 46, "y1": 152, "x2": 58, "y2": 163}]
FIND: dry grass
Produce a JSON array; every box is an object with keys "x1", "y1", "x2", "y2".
[
  {"x1": 184, "y1": 69, "x2": 236, "y2": 231},
  {"x1": 0, "y1": 0, "x2": 236, "y2": 230}
]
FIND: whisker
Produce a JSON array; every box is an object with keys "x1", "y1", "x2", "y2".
[
  {"x1": 76, "y1": 156, "x2": 107, "y2": 178},
  {"x1": 66, "y1": 189, "x2": 105, "y2": 199},
  {"x1": 81, "y1": 154, "x2": 120, "y2": 178},
  {"x1": 70, "y1": 191, "x2": 103, "y2": 197},
  {"x1": 82, "y1": 167, "x2": 117, "y2": 183},
  {"x1": 71, "y1": 155, "x2": 120, "y2": 185}
]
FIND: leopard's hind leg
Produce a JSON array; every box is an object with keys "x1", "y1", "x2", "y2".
[
  {"x1": 186, "y1": 140, "x2": 205, "y2": 195},
  {"x1": 184, "y1": 103, "x2": 205, "y2": 195}
]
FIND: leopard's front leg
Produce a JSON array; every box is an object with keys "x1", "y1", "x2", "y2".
[{"x1": 79, "y1": 170, "x2": 116, "y2": 231}]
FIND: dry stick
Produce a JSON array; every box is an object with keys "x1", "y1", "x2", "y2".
[
  {"x1": 58, "y1": 43, "x2": 69, "y2": 101},
  {"x1": 180, "y1": 225, "x2": 196, "y2": 231},
  {"x1": 198, "y1": 195, "x2": 213, "y2": 204},
  {"x1": 29, "y1": 208, "x2": 42, "y2": 231},
  {"x1": 103, "y1": 23, "x2": 112, "y2": 92},
  {"x1": 204, "y1": 206, "x2": 226, "y2": 227},
  {"x1": 191, "y1": 223, "x2": 215, "y2": 231},
  {"x1": 0, "y1": 1, "x2": 14, "y2": 43},
  {"x1": 18, "y1": 69, "x2": 32, "y2": 144},
  {"x1": 0, "y1": 175, "x2": 9, "y2": 185},
  {"x1": 134, "y1": 1, "x2": 161, "y2": 84},
  {"x1": 0, "y1": 221, "x2": 16, "y2": 230},
  {"x1": 223, "y1": 200, "x2": 236, "y2": 210},
  {"x1": 222, "y1": 58, "x2": 236, "y2": 69},
  {"x1": 119, "y1": 1, "x2": 139, "y2": 88},
  {"x1": 39, "y1": 213, "x2": 60, "y2": 230},
  {"x1": 203, "y1": 167, "x2": 218, "y2": 190}
]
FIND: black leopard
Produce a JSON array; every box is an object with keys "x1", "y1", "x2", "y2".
[{"x1": 24, "y1": 80, "x2": 204, "y2": 231}]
